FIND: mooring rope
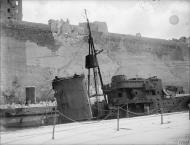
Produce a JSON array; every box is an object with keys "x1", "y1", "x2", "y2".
[
  {"x1": 57, "y1": 109, "x2": 116, "y2": 125},
  {"x1": 119, "y1": 106, "x2": 158, "y2": 116}
]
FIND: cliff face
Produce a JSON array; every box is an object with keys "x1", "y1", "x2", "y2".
[
  {"x1": 1, "y1": 20, "x2": 189, "y2": 104},
  {"x1": 60, "y1": 33, "x2": 189, "y2": 91},
  {"x1": 29, "y1": 20, "x2": 189, "y2": 92},
  {"x1": 26, "y1": 20, "x2": 190, "y2": 94}
]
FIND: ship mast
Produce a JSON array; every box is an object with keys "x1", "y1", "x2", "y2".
[{"x1": 84, "y1": 10, "x2": 108, "y2": 109}]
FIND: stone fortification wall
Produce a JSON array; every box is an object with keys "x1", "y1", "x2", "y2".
[
  {"x1": 0, "y1": 20, "x2": 55, "y2": 104},
  {"x1": 1, "y1": 20, "x2": 55, "y2": 49},
  {"x1": 79, "y1": 21, "x2": 108, "y2": 34}
]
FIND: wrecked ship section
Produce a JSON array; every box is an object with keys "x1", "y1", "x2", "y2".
[
  {"x1": 52, "y1": 74, "x2": 92, "y2": 123},
  {"x1": 103, "y1": 75, "x2": 190, "y2": 117}
]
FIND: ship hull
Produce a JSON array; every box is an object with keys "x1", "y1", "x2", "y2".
[{"x1": 0, "y1": 106, "x2": 56, "y2": 128}]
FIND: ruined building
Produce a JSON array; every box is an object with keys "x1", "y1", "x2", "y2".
[
  {"x1": 0, "y1": 0, "x2": 189, "y2": 105},
  {"x1": 0, "y1": 0, "x2": 22, "y2": 21}
]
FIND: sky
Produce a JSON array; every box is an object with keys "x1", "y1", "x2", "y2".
[{"x1": 22, "y1": 0, "x2": 190, "y2": 39}]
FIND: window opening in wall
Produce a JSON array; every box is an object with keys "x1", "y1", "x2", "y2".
[
  {"x1": 118, "y1": 93, "x2": 122, "y2": 98},
  {"x1": 16, "y1": 1, "x2": 19, "y2": 5},
  {"x1": 152, "y1": 90, "x2": 156, "y2": 95}
]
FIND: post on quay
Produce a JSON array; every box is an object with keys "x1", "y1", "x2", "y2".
[
  {"x1": 126, "y1": 103, "x2": 129, "y2": 118},
  {"x1": 117, "y1": 106, "x2": 120, "y2": 131},
  {"x1": 52, "y1": 101, "x2": 57, "y2": 140},
  {"x1": 160, "y1": 107, "x2": 163, "y2": 124},
  {"x1": 188, "y1": 104, "x2": 190, "y2": 120}
]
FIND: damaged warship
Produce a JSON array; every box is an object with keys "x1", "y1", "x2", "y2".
[{"x1": 101, "y1": 75, "x2": 190, "y2": 118}]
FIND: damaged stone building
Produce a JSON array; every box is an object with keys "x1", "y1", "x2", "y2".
[
  {"x1": 0, "y1": 0, "x2": 189, "y2": 104},
  {"x1": 0, "y1": 0, "x2": 22, "y2": 21}
]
